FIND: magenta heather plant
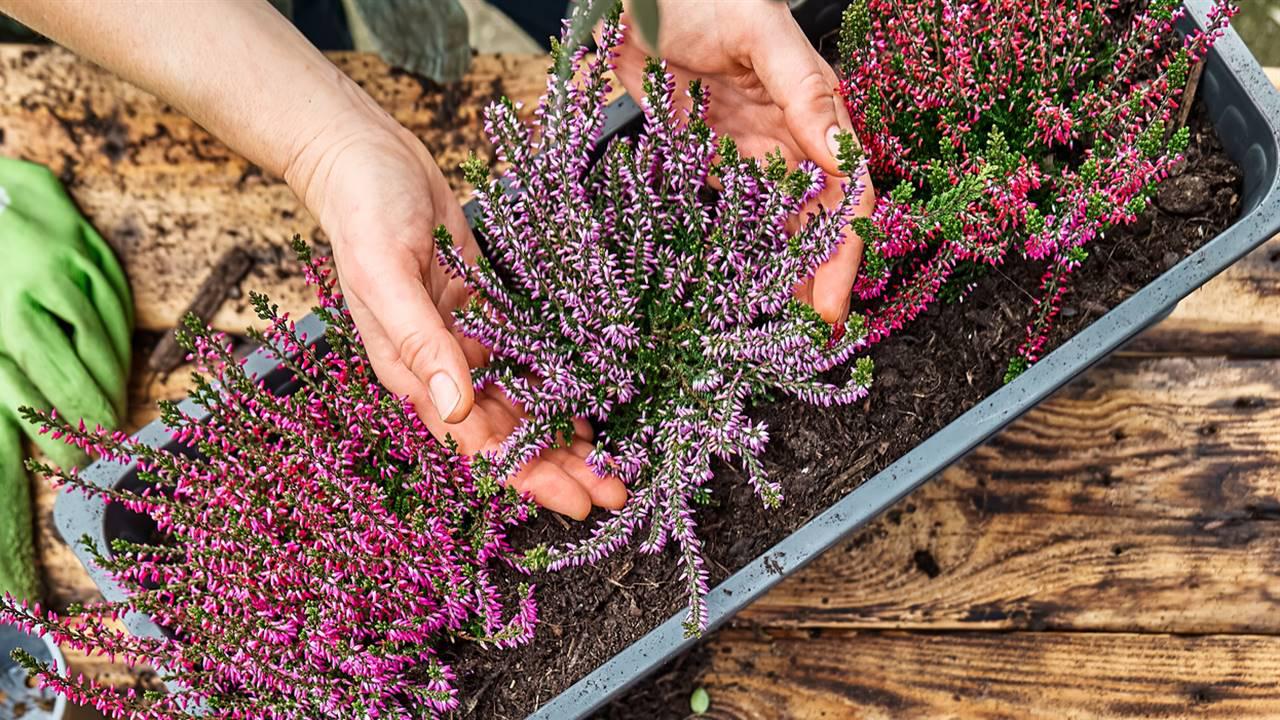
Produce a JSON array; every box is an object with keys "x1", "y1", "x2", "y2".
[
  {"x1": 838, "y1": 0, "x2": 1238, "y2": 379},
  {"x1": 435, "y1": 8, "x2": 873, "y2": 635},
  {"x1": 0, "y1": 241, "x2": 536, "y2": 719}
]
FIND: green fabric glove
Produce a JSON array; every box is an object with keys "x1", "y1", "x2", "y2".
[
  {"x1": 0, "y1": 157, "x2": 133, "y2": 601},
  {"x1": 0, "y1": 362, "x2": 40, "y2": 603}
]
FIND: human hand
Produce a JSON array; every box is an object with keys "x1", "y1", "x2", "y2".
[
  {"x1": 0, "y1": 0, "x2": 625, "y2": 518},
  {"x1": 284, "y1": 107, "x2": 627, "y2": 520},
  {"x1": 612, "y1": 0, "x2": 877, "y2": 323}
]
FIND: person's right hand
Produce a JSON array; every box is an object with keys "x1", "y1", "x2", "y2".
[
  {"x1": 612, "y1": 0, "x2": 876, "y2": 325},
  {"x1": 283, "y1": 105, "x2": 627, "y2": 520}
]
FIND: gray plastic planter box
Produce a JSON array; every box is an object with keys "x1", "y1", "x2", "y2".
[
  {"x1": 1, "y1": 620, "x2": 67, "y2": 720},
  {"x1": 54, "y1": 1, "x2": 1280, "y2": 717}
]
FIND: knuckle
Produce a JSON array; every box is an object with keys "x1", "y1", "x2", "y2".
[
  {"x1": 396, "y1": 328, "x2": 446, "y2": 377},
  {"x1": 795, "y1": 71, "x2": 834, "y2": 102}
]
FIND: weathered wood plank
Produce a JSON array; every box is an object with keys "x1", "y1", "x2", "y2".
[
  {"x1": 696, "y1": 629, "x2": 1280, "y2": 719},
  {"x1": 0, "y1": 45, "x2": 548, "y2": 335},
  {"x1": 743, "y1": 356, "x2": 1280, "y2": 633},
  {"x1": 1125, "y1": 235, "x2": 1280, "y2": 357}
]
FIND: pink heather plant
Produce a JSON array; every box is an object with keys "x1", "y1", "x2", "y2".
[
  {"x1": 838, "y1": 0, "x2": 1239, "y2": 380},
  {"x1": 0, "y1": 241, "x2": 536, "y2": 719},
  {"x1": 435, "y1": 6, "x2": 873, "y2": 635}
]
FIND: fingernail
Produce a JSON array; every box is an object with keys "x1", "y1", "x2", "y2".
[
  {"x1": 428, "y1": 372, "x2": 460, "y2": 421},
  {"x1": 826, "y1": 126, "x2": 843, "y2": 162}
]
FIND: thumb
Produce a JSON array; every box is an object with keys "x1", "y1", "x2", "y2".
[
  {"x1": 750, "y1": 24, "x2": 849, "y2": 177},
  {"x1": 343, "y1": 260, "x2": 475, "y2": 426}
]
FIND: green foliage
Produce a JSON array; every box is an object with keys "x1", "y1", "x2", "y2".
[
  {"x1": 839, "y1": 0, "x2": 872, "y2": 75},
  {"x1": 1167, "y1": 49, "x2": 1192, "y2": 89},
  {"x1": 764, "y1": 149, "x2": 788, "y2": 183},
  {"x1": 1024, "y1": 206, "x2": 1046, "y2": 235},
  {"x1": 787, "y1": 299, "x2": 834, "y2": 348},
  {"x1": 1138, "y1": 120, "x2": 1167, "y2": 159},
  {"x1": 1003, "y1": 356, "x2": 1030, "y2": 384},
  {"x1": 852, "y1": 356, "x2": 874, "y2": 387},
  {"x1": 522, "y1": 545, "x2": 551, "y2": 572},
  {"x1": 461, "y1": 152, "x2": 490, "y2": 186},
  {"x1": 834, "y1": 129, "x2": 866, "y2": 177},
  {"x1": 983, "y1": 129, "x2": 1018, "y2": 175},
  {"x1": 690, "y1": 687, "x2": 711, "y2": 715}
]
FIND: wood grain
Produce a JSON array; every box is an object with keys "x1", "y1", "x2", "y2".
[
  {"x1": 743, "y1": 356, "x2": 1280, "y2": 633},
  {"x1": 1125, "y1": 235, "x2": 1280, "y2": 357},
  {"x1": 696, "y1": 629, "x2": 1280, "y2": 719}
]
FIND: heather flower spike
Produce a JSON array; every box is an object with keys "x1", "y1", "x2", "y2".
[
  {"x1": 838, "y1": 0, "x2": 1238, "y2": 379},
  {"x1": 1, "y1": 238, "x2": 537, "y2": 718},
  {"x1": 435, "y1": 3, "x2": 874, "y2": 635}
]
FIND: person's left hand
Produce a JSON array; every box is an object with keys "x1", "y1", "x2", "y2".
[
  {"x1": 0, "y1": 158, "x2": 133, "y2": 462},
  {"x1": 284, "y1": 109, "x2": 628, "y2": 521},
  {"x1": 611, "y1": 0, "x2": 877, "y2": 324}
]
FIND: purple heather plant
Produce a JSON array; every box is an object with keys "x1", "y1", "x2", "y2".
[
  {"x1": 0, "y1": 241, "x2": 536, "y2": 719},
  {"x1": 837, "y1": 0, "x2": 1239, "y2": 380},
  {"x1": 434, "y1": 7, "x2": 874, "y2": 635}
]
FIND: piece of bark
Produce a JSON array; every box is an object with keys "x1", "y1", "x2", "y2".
[
  {"x1": 1175, "y1": 59, "x2": 1207, "y2": 134},
  {"x1": 147, "y1": 247, "x2": 254, "y2": 375}
]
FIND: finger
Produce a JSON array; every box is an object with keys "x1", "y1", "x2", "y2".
[
  {"x1": 561, "y1": 440, "x2": 628, "y2": 510},
  {"x1": 572, "y1": 417, "x2": 594, "y2": 441},
  {"x1": 0, "y1": 354, "x2": 87, "y2": 469},
  {"x1": 749, "y1": 24, "x2": 847, "y2": 177},
  {"x1": 0, "y1": 295, "x2": 117, "y2": 434},
  {"x1": 31, "y1": 273, "x2": 129, "y2": 419},
  {"x1": 821, "y1": 61, "x2": 855, "y2": 138},
  {"x1": 433, "y1": 388, "x2": 519, "y2": 456},
  {"x1": 812, "y1": 171, "x2": 877, "y2": 323},
  {"x1": 508, "y1": 454, "x2": 593, "y2": 521},
  {"x1": 470, "y1": 390, "x2": 624, "y2": 514},
  {"x1": 343, "y1": 256, "x2": 475, "y2": 424}
]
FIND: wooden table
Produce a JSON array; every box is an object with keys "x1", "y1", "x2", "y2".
[{"x1": 4, "y1": 45, "x2": 1280, "y2": 719}]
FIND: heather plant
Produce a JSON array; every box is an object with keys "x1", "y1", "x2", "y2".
[
  {"x1": 838, "y1": 0, "x2": 1238, "y2": 379},
  {"x1": 0, "y1": 241, "x2": 536, "y2": 719},
  {"x1": 435, "y1": 7, "x2": 874, "y2": 635}
]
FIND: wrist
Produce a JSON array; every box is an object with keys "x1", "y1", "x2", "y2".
[{"x1": 280, "y1": 79, "x2": 413, "y2": 228}]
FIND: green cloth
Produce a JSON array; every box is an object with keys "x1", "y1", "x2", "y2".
[{"x1": 0, "y1": 158, "x2": 133, "y2": 602}]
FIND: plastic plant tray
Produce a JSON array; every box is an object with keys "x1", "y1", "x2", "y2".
[{"x1": 0, "y1": 621, "x2": 66, "y2": 720}]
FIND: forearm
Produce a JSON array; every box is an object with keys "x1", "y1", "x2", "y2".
[{"x1": 0, "y1": 0, "x2": 392, "y2": 180}]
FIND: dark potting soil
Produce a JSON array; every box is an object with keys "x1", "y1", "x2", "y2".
[{"x1": 442, "y1": 93, "x2": 1244, "y2": 719}]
